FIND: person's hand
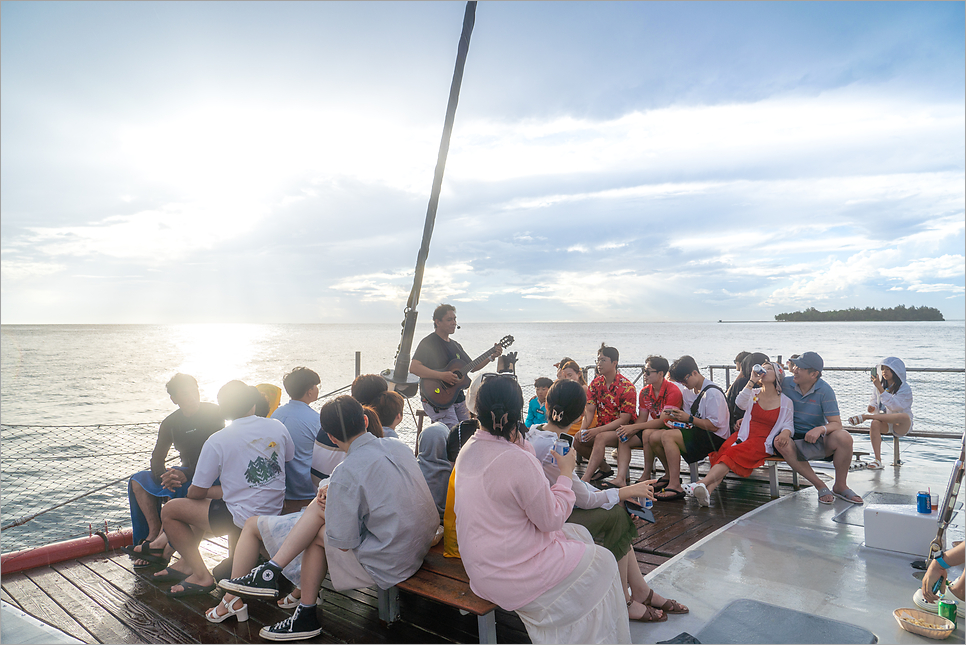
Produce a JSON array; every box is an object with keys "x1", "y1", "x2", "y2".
[
  {"x1": 493, "y1": 343, "x2": 503, "y2": 357},
  {"x1": 867, "y1": 405, "x2": 876, "y2": 414},
  {"x1": 733, "y1": 418, "x2": 741, "y2": 433},
  {"x1": 922, "y1": 561, "x2": 948, "y2": 603},
  {"x1": 580, "y1": 426, "x2": 597, "y2": 443},
  {"x1": 665, "y1": 409, "x2": 680, "y2": 422},
  {"x1": 315, "y1": 484, "x2": 328, "y2": 512},
  {"x1": 624, "y1": 480, "x2": 655, "y2": 502},
  {"x1": 774, "y1": 429, "x2": 792, "y2": 451},
  {"x1": 804, "y1": 426, "x2": 824, "y2": 444},
  {"x1": 161, "y1": 468, "x2": 187, "y2": 492},
  {"x1": 616, "y1": 425, "x2": 632, "y2": 440},
  {"x1": 871, "y1": 372, "x2": 883, "y2": 392},
  {"x1": 439, "y1": 370, "x2": 460, "y2": 386},
  {"x1": 553, "y1": 444, "x2": 577, "y2": 479}
]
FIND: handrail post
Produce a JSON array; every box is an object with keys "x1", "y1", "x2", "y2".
[{"x1": 355, "y1": 351, "x2": 361, "y2": 378}]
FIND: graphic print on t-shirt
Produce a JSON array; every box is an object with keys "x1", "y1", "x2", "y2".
[{"x1": 244, "y1": 444, "x2": 282, "y2": 488}]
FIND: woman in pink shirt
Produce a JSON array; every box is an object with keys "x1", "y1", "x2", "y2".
[{"x1": 454, "y1": 375, "x2": 630, "y2": 644}]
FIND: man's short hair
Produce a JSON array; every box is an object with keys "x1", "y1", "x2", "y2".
[
  {"x1": 433, "y1": 304, "x2": 456, "y2": 329},
  {"x1": 534, "y1": 377, "x2": 554, "y2": 389},
  {"x1": 645, "y1": 355, "x2": 670, "y2": 376},
  {"x1": 370, "y1": 391, "x2": 404, "y2": 428},
  {"x1": 735, "y1": 351, "x2": 751, "y2": 365},
  {"x1": 598, "y1": 343, "x2": 619, "y2": 364},
  {"x1": 351, "y1": 373, "x2": 389, "y2": 406},
  {"x1": 320, "y1": 395, "x2": 366, "y2": 443},
  {"x1": 283, "y1": 366, "x2": 320, "y2": 400},
  {"x1": 217, "y1": 380, "x2": 261, "y2": 419},
  {"x1": 669, "y1": 356, "x2": 700, "y2": 383},
  {"x1": 166, "y1": 373, "x2": 198, "y2": 397}
]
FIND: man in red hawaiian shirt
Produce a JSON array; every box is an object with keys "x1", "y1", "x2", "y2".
[
  {"x1": 607, "y1": 355, "x2": 684, "y2": 487},
  {"x1": 577, "y1": 344, "x2": 637, "y2": 482}
]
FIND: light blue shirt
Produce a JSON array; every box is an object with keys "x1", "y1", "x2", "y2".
[
  {"x1": 382, "y1": 426, "x2": 399, "y2": 439},
  {"x1": 271, "y1": 400, "x2": 320, "y2": 500},
  {"x1": 782, "y1": 376, "x2": 840, "y2": 439}
]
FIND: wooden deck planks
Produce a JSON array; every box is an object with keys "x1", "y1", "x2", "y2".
[
  {"x1": 5, "y1": 469, "x2": 790, "y2": 645},
  {"x1": 2, "y1": 571, "x2": 98, "y2": 643},
  {"x1": 23, "y1": 564, "x2": 148, "y2": 644},
  {"x1": 50, "y1": 555, "x2": 203, "y2": 645}
]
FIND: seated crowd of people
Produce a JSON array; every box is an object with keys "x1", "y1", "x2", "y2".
[{"x1": 125, "y1": 335, "x2": 914, "y2": 643}]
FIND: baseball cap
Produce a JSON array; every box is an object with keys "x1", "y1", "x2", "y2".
[{"x1": 790, "y1": 351, "x2": 824, "y2": 372}]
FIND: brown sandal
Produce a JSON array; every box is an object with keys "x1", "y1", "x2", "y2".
[
  {"x1": 628, "y1": 598, "x2": 666, "y2": 623},
  {"x1": 657, "y1": 597, "x2": 689, "y2": 614},
  {"x1": 643, "y1": 588, "x2": 689, "y2": 614}
]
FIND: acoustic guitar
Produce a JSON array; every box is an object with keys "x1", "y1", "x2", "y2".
[{"x1": 419, "y1": 335, "x2": 515, "y2": 409}]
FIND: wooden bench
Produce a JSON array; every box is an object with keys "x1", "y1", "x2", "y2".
[
  {"x1": 377, "y1": 542, "x2": 499, "y2": 643},
  {"x1": 687, "y1": 458, "x2": 800, "y2": 499}
]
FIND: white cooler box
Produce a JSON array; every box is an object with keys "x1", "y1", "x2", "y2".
[{"x1": 864, "y1": 503, "x2": 942, "y2": 557}]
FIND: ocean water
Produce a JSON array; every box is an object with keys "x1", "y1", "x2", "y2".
[{"x1": 1, "y1": 321, "x2": 963, "y2": 551}]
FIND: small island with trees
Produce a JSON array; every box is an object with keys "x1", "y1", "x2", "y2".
[{"x1": 775, "y1": 305, "x2": 944, "y2": 322}]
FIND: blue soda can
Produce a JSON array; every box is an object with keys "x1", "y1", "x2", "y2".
[
  {"x1": 554, "y1": 438, "x2": 570, "y2": 456},
  {"x1": 917, "y1": 491, "x2": 931, "y2": 513},
  {"x1": 643, "y1": 497, "x2": 653, "y2": 510},
  {"x1": 668, "y1": 420, "x2": 692, "y2": 430},
  {"x1": 619, "y1": 433, "x2": 628, "y2": 443}
]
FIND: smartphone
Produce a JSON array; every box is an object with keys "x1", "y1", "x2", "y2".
[
  {"x1": 554, "y1": 433, "x2": 574, "y2": 455},
  {"x1": 625, "y1": 499, "x2": 656, "y2": 524},
  {"x1": 870, "y1": 366, "x2": 877, "y2": 378}
]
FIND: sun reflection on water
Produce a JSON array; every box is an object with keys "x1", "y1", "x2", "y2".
[{"x1": 170, "y1": 323, "x2": 279, "y2": 399}]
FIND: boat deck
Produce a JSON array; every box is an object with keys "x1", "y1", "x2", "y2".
[
  {"x1": 1, "y1": 463, "x2": 806, "y2": 644},
  {"x1": 631, "y1": 455, "x2": 965, "y2": 644}
]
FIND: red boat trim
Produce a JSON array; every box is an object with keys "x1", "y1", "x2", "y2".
[{"x1": 1, "y1": 528, "x2": 132, "y2": 575}]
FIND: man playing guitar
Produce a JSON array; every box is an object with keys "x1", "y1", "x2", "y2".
[{"x1": 409, "y1": 304, "x2": 503, "y2": 427}]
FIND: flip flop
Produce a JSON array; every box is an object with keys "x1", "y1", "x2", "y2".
[
  {"x1": 816, "y1": 487, "x2": 834, "y2": 505},
  {"x1": 589, "y1": 467, "x2": 614, "y2": 482},
  {"x1": 164, "y1": 581, "x2": 217, "y2": 597},
  {"x1": 833, "y1": 487, "x2": 863, "y2": 505},
  {"x1": 151, "y1": 568, "x2": 189, "y2": 583},
  {"x1": 123, "y1": 543, "x2": 170, "y2": 567},
  {"x1": 654, "y1": 488, "x2": 686, "y2": 501}
]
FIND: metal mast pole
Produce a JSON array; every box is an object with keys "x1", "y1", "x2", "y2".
[{"x1": 387, "y1": 1, "x2": 477, "y2": 392}]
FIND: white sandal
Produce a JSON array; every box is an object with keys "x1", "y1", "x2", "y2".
[
  {"x1": 277, "y1": 591, "x2": 300, "y2": 609},
  {"x1": 206, "y1": 596, "x2": 248, "y2": 623},
  {"x1": 867, "y1": 458, "x2": 883, "y2": 470}
]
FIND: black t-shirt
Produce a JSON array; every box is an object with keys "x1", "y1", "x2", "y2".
[
  {"x1": 413, "y1": 333, "x2": 469, "y2": 403},
  {"x1": 150, "y1": 402, "x2": 225, "y2": 482}
]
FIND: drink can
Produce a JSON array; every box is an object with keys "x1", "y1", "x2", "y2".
[
  {"x1": 619, "y1": 433, "x2": 628, "y2": 443},
  {"x1": 554, "y1": 438, "x2": 570, "y2": 456},
  {"x1": 938, "y1": 600, "x2": 957, "y2": 628},
  {"x1": 668, "y1": 420, "x2": 692, "y2": 430},
  {"x1": 643, "y1": 497, "x2": 653, "y2": 510},
  {"x1": 917, "y1": 491, "x2": 931, "y2": 513},
  {"x1": 752, "y1": 364, "x2": 766, "y2": 376}
]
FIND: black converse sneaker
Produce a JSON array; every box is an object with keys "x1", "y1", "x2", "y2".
[
  {"x1": 216, "y1": 562, "x2": 281, "y2": 598},
  {"x1": 259, "y1": 604, "x2": 323, "y2": 641}
]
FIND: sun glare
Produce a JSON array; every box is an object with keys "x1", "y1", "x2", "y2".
[{"x1": 170, "y1": 323, "x2": 278, "y2": 399}]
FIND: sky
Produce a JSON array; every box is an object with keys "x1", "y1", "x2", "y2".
[{"x1": 2, "y1": 1, "x2": 964, "y2": 324}]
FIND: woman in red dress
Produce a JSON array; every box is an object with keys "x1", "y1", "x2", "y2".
[{"x1": 684, "y1": 361, "x2": 794, "y2": 507}]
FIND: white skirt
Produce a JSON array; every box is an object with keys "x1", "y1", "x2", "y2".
[
  {"x1": 257, "y1": 511, "x2": 305, "y2": 588},
  {"x1": 515, "y1": 523, "x2": 631, "y2": 644}
]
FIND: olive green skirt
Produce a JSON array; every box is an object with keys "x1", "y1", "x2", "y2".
[{"x1": 566, "y1": 505, "x2": 638, "y2": 561}]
